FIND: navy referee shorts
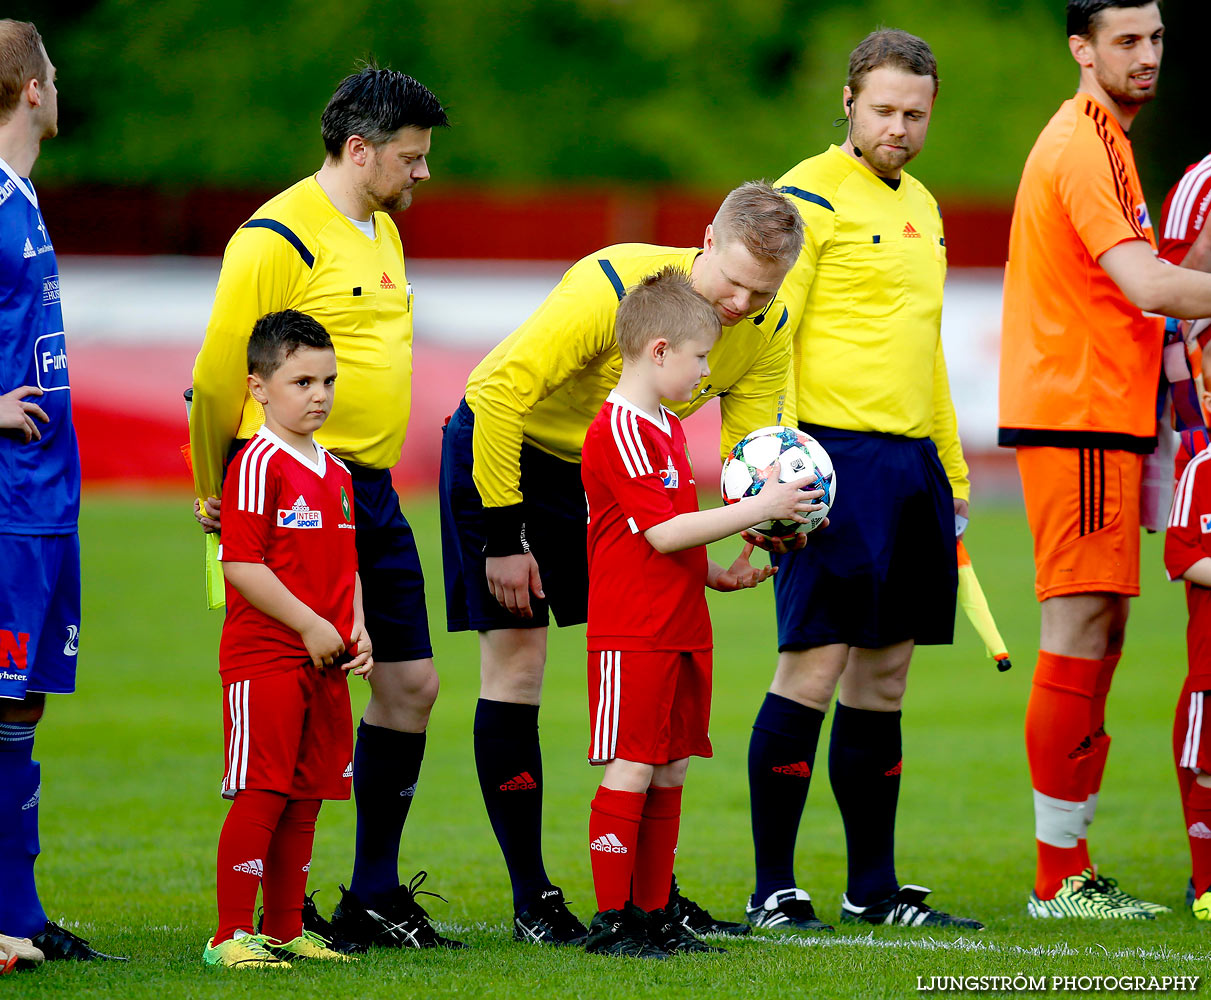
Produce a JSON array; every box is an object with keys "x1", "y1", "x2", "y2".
[
  {"x1": 439, "y1": 398, "x2": 589, "y2": 632},
  {"x1": 771, "y1": 424, "x2": 957, "y2": 651}
]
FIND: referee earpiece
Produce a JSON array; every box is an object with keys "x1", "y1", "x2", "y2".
[
  {"x1": 846, "y1": 97, "x2": 863, "y2": 159},
  {"x1": 834, "y1": 98, "x2": 862, "y2": 158}
]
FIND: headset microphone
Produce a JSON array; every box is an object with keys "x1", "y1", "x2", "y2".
[{"x1": 846, "y1": 97, "x2": 863, "y2": 159}]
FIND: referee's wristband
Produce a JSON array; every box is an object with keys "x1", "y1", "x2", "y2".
[{"x1": 483, "y1": 504, "x2": 531, "y2": 558}]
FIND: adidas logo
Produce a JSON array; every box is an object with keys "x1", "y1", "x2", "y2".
[
  {"x1": 400, "y1": 783, "x2": 416, "y2": 798},
  {"x1": 885, "y1": 760, "x2": 903, "y2": 776},
  {"x1": 342, "y1": 762, "x2": 353, "y2": 778},
  {"x1": 302, "y1": 860, "x2": 311, "y2": 872},
  {"x1": 232, "y1": 858, "x2": 264, "y2": 877},
  {"x1": 902, "y1": 222, "x2": 921, "y2": 238},
  {"x1": 772, "y1": 761, "x2": 812, "y2": 778},
  {"x1": 500, "y1": 771, "x2": 538, "y2": 791},
  {"x1": 22, "y1": 238, "x2": 34, "y2": 258},
  {"x1": 380, "y1": 271, "x2": 396, "y2": 289},
  {"x1": 590, "y1": 833, "x2": 628, "y2": 854},
  {"x1": 21, "y1": 786, "x2": 40, "y2": 811},
  {"x1": 1190, "y1": 822, "x2": 1211, "y2": 840},
  {"x1": 1067, "y1": 737, "x2": 1095, "y2": 760}
]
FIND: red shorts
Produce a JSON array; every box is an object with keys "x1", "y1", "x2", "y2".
[
  {"x1": 587, "y1": 649, "x2": 713, "y2": 766},
  {"x1": 221, "y1": 664, "x2": 353, "y2": 800},
  {"x1": 1175, "y1": 681, "x2": 1211, "y2": 773}
]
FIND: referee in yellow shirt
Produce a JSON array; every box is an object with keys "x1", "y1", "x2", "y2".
[
  {"x1": 189, "y1": 68, "x2": 460, "y2": 951},
  {"x1": 440, "y1": 182, "x2": 807, "y2": 943},
  {"x1": 745, "y1": 30, "x2": 981, "y2": 934}
]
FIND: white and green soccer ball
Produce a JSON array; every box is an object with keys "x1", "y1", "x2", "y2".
[{"x1": 720, "y1": 425, "x2": 835, "y2": 538}]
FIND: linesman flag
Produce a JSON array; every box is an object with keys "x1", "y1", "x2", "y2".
[
  {"x1": 183, "y1": 388, "x2": 226, "y2": 610},
  {"x1": 956, "y1": 539, "x2": 1011, "y2": 672}
]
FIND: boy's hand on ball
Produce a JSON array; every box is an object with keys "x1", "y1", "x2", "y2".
[
  {"x1": 755, "y1": 477, "x2": 824, "y2": 525},
  {"x1": 302, "y1": 617, "x2": 345, "y2": 669}
]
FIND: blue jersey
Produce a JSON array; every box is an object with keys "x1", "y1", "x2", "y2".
[{"x1": 0, "y1": 158, "x2": 78, "y2": 534}]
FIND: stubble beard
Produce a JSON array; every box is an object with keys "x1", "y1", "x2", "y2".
[{"x1": 1097, "y1": 65, "x2": 1158, "y2": 109}]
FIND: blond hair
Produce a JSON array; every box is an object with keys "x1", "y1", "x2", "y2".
[
  {"x1": 712, "y1": 180, "x2": 805, "y2": 266},
  {"x1": 616, "y1": 265, "x2": 720, "y2": 362},
  {"x1": 0, "y1": 20, "x2": 45, "y2": 121}
]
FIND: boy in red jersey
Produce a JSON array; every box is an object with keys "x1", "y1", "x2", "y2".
[
  {"x1": 580, "y1": 267, "x2": 822, "y2": 957},
  {"x1": 1165, "y1": 350, "x2": 1211, "y2": 921},
  {"x1": 205, "y1": 310, "x2": 373, "y2": 969}
]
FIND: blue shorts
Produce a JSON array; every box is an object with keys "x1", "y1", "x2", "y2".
[
  {"x1": 0, "y1": 533, "x2": 80, "y2": 700},
  {"x1": 345, "y1": 463, "x2": 433, "y2": 663},
  {"x1": 223, "y1": 441, "x2": 432, "y2": 664},
  {"x1": 439, "y1": 399, "x2": 589, "y2": 632},
  {"x1": 772, "y1": 425, "x2": 957, "y2": 651}
]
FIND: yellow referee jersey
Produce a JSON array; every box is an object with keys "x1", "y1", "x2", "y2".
[
  {"x1": 190, "y1": 175, "x2": 414, "y2": 501},
  {"x1": 775, "y1": 145, "x2": 969, "y2": 499},
  {"x1": 465, "y1": 244, "x2": 793, "y2": 509}
]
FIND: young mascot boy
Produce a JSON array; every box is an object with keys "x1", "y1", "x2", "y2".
[
  {"x1": 205, "y1": 310, "x2": 373, "y2": 969},
  {"x1": 1165, "y1": 347, "x2": 1211, "y2": 920},
  {"x1": 580, "y1": 267, "x2": 822, "y2": 957}
]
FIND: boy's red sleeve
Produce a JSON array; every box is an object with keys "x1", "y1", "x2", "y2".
[
  {"x1": 218, "y1": 450, "x2": 274, "y2": 564},
  {"x1": 1166, "y1": 456, "x2": 1211, "y2": 580},
  {"x1": 592, "y1": 412, "x2": 679, "y2": 533}
]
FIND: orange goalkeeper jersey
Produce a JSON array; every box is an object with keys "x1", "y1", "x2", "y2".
[{"x1": 999, "y1": 95, "x2": 1163, "y2": 453}]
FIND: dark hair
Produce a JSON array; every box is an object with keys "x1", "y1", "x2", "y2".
[
  {"x1": 247, "y1": 310, "x2": 333, "y2": 377},
  {"x1": 615, "y1": 265, "x2": 720, "y2": 362},
  {"x1": 1068, "y1": 0, "x2": 1160, "y2": 38},
  {"x1": 321, "y1": 66, "x2": 449, "y2": 159},
  {"x1": 714, "y1": 180, "x2": 805, "y2": 266},
  {"x1": 847, "y1": 29, "x2": 938, "y2": 97},
  {"x1": 0, "y1": 20, "x2": 46, "y2": 120}
]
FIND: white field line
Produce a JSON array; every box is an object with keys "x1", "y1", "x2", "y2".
[
  {"x1": 756, "y1": 929, "x2": 1211, "y2": 964},
  {"x1": 62, "y1": 918, "x2": 1211, "y2": 964}
]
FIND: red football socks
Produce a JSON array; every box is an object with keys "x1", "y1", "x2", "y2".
[
  {"x1": 1187, "y1": 781, "x2": 1211, "y2": 897},
  {"x1": 1075, "y1": 652, "x2": 1119, "y2": 871},
  {"x1": 214, "y1": 789, "x2": 288, "y2": 944},
  {"x1": 589, "y1": 786, "x2": 645, "y2": 913},
  {"x1": 260, "y1": 798, "x2": 322, "y2": 942},
  {"x1": 1026, "y1": 651, "x2": 1102, "y2": 898},
  {"x1": 632, "y1": 785, "x2": 683, "y2": 912}
]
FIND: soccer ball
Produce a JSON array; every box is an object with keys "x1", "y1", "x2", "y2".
[
  {"x1": 720, "y1": 425, "x2": 835, "y2": 538},
  {"x1": 1194, "y1": 890, "x2": 1211, "y2": 921}
]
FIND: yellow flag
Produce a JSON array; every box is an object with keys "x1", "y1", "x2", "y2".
[
  {"x1": 957, "y1": 540, "x2": 1011, "y2": 671},
  {"x1": 205, "y1": 532, "x2": 225, "y2": 610}
]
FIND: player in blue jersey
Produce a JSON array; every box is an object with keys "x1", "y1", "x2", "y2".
[{"x1": 0, "y1": 20, "x2": 123, "y2": 965}]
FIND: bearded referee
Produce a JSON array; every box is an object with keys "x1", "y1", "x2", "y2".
[
  {"x1": 189, "y1": 68, "x2": 460, "y2": 950},
  {"x1": 748, "y1": 29, "x2": 980, "y2": 933}
]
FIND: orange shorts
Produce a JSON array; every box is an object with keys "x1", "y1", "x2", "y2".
[{"x1": 1016, "y1": 446, "x2": 1143, "y2": 601}]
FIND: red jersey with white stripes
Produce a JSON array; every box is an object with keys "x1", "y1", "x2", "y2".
[
  {"x1": 582, "y1": 392, "x2": 710, "y2": 652},
  {"x1": 218, "y1": 426, "x2": 358, "y2": 682},
  {"x1": 1165, "y1": 440, "x2": 1211, "y2": 688},
  {"x1": 1159, "y1": 153, "x2": 1211, "y2": 266}
]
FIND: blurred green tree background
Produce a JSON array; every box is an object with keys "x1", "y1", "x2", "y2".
[{"x1": 18, "y1": 0, "x2": 1210, "y2": 203}]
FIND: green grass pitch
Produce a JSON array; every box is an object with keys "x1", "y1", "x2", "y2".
[{"x1": 8, "y1": 493, "x2": 1210, "y2": 997}]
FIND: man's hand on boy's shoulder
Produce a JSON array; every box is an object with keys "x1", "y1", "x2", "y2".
[{"x1": 708, "y1": 543, "x2": 777, "y2": 592}]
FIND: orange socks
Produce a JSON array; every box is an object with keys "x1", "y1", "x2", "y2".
[{"x1": 1025, "y1": 650, "x2": 1103, "y2": 898}]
